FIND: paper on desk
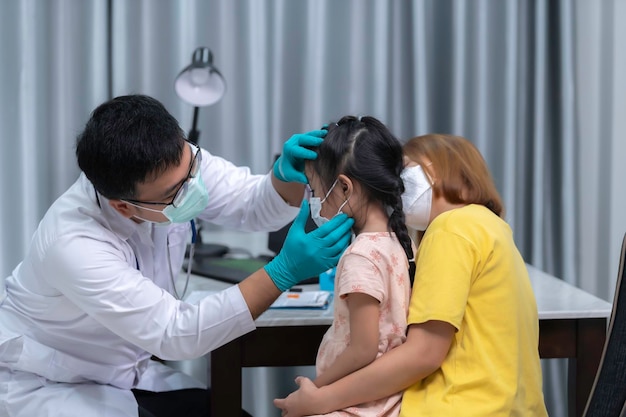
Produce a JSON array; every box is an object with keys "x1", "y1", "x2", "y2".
[{"x1": 269, "y1": 291, "x2": 332, "y2": 309}]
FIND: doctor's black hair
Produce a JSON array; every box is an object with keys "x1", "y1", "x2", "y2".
[
  {"x1": 312, "y1": 115, "x2": 413, "y2": 262},
  {"x1": 75, "y1": 94, "x2": 186, "y2": 200}
]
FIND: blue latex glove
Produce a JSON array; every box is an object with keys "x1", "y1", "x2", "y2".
[
  {"x1": 273, "y1": 129, "x2": 326, "y2": 183},
  {"x1": 265, "y1": 200, "x2": 354, "y2": 291}
]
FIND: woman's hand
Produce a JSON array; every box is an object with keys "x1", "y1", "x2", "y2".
[{"x1": 274, "y1": 376, "x2": 327, "y2": 417}]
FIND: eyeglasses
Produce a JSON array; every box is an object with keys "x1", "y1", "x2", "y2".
[{"x1": 124, "y1": 141, "x2": 202, "y2": 208}]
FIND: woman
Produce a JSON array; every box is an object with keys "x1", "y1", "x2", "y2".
[{"x1": 275, "y1": 134, "x2": 548, "y2": 417}]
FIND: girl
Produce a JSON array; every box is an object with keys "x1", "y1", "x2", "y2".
[
  {"x1": 276, "y1": 134, "x2": 548, "y2": 417},
  {"x1": 301, "y1": 116, "x2": 414, "y2": 416}
]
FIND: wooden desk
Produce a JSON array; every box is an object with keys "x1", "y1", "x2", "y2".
[{"x1": 198, "y1": 265, "x2": 612, "y2": 417}]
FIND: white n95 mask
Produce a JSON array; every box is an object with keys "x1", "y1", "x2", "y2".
[
  {"x1": 401, "y1": 165, "x2": 432, "y2": 231},
  {"x1": 310, "y1": 179, "x2": 350, "y2": 227}
]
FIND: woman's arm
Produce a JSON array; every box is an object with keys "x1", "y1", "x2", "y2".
[
  {"x1": 274, "y1": 320, "x2": 455, "y2": 417},
  {"x1": 313, "y1": 292, "x2": 380, "y2": 387}
]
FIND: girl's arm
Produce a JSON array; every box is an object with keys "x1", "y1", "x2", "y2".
[
  {"x1": 274, "y1": 320, "x2": 455, "y2": 417},
  {"x1": 313, "y1": 292, "x2": 380, "y2": 387}
]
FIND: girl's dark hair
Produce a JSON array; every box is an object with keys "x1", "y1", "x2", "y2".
[
  {"x1": 311, "y1": 115, "x2": 413, "y2": 262},
  {"x1": 75, "y1": 94, "x2": 186, "y2": 199}
]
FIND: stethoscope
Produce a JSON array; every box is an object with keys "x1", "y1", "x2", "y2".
[{"x1": 167, "y1": 219, "x2": 197, "y2": 300}]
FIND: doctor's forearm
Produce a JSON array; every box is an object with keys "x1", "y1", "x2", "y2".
[
  {"x1": 238, "y1": 268, "x2": 282, "y2": 319},
  {"x1": 270, "y1": 174, "x2": 305, "y2": 207}
]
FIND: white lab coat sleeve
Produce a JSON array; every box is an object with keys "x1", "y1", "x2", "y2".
[
  {"x1": 197, "y1": 149, "x2": 300, "y2": 231},
  {"x1": 43, "y1": 235, "x2": 256, "y2": 361}
]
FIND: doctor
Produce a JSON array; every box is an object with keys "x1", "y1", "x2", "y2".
[{"x1": 0, "y1": 94, "x2": 354, "y2": 417}]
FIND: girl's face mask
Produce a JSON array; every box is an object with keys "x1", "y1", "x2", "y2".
[
  {"x1": 309, "y1": 179, "x2": 350, "y2": 228},
  {"x1": 401, "y1": 165, "x2": 432, "y2": 231}
]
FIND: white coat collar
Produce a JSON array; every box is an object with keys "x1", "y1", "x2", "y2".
[{"x1": 83, "y1": 174, "x2": 155, "y2": 247}]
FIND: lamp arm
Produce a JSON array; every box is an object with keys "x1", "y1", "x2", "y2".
[{"x1": 188, "y1": 106, "x2": 201, "y2": 144}]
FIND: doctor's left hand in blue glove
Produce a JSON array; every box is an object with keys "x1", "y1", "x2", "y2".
[
  {"x1": 273, "y1": 129, "x2": 326, "y2": 184},
  {"x1": 265, "y1": 200, "x2": 354, "y2": 291}
]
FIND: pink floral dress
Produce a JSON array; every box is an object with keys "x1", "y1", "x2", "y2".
[{"x1": 313, "y1": 232, "x2": 412, "y2": 417}]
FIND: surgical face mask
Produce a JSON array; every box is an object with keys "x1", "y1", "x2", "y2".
[
  {"x1": 309, "y1": 179, "x2": 350, "y2": 227},
  {"x1": 162, "y1": 174, "x2": 209, "y2": 223},
  {"x1": 401, "y1": 165, "x2": 433, "y2": 231},
  {"x1": 126, "y1": 174, "x2": 209, "y2": 225}
]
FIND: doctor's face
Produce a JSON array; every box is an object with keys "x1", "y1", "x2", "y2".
[{"x1": 113, "y1": 142, "x2": 200, "y2": 223}]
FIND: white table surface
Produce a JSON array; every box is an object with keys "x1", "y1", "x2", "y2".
[
  {"x1": 184, "y1": 263, "x2": 612, "y2": 326},
  {"x1": 526, "y1": 264, "x2": 612, "y2": 320}
]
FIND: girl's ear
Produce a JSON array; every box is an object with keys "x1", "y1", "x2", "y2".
[{"x1": 337, "y1": 174, "x2": 353, "y2": 197}]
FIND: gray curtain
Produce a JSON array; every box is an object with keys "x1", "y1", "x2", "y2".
[
  {"x1": 0, "y1": 0, "x2": 109, "y2": 282},
  {"x1": 2, "y1": 1, "x2": 626, "y2": 416}
]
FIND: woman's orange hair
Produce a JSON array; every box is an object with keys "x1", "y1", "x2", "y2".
[{"x1": 403, "y1": 134, "x2": 504, "y2": 218}]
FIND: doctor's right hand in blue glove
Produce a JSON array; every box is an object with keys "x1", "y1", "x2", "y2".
[
  {"x1": 238, "y1": 200, "x2": 353, "y2": 319},
  {"x1": 271, "y1": 129, "x2": 326, "y2": 207},
  {"x1": 273, "y1": 130, "x2": 326, "y2": 184}
]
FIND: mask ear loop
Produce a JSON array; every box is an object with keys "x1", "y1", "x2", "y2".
[
  {"x1": 320, "y1": 179, "x2": 339, "y2": 204},
  {"x1": 337, "y1": 195, "x2": 350, "y2": 214},
  {"x1": 422, "y1": 162, "x2": 435, "y2": 186}
]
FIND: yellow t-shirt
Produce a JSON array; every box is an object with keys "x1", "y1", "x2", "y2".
[{"x1": 400, "y1": 204, "x2": 548, "y2": 417}]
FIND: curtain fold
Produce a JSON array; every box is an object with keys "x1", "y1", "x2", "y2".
[
  {"x1": 2, "y1": 1, "x2": 625, "y2": 416},
  {"x1": 0, "y1": 0, "x2": 108, "y2": 280},
  {"x1": 576, "y1": 0, "x2": 626, "y2": 301}
]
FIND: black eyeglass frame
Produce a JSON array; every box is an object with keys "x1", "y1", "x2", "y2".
[{"x1": 123, "y1": 141, "x2": 202, "y2": 208}]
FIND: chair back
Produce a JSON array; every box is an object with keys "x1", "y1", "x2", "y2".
[{"x1": 583, "y1": 233, "x2": 626, "y2": 417}]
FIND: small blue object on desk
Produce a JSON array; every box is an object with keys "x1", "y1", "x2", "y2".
[{"x1": 319, "y1": 267, "x2": 335, "y2": 292}]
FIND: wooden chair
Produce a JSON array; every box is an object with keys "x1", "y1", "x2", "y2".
[{"x1": 582, "y1": 233, "x2": 626, "y2": 417}]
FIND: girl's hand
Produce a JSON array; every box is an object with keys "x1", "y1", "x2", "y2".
[{"x1": 273, "y1": 376, "x2": 325, "y2": 417}]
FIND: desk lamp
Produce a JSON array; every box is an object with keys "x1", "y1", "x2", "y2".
[
  {"x1": 175, "y1": 47, "x2": 228, "y2": 258},
  {"x1": 175, "y1": 47, "x2": 226, "y2": 144}
]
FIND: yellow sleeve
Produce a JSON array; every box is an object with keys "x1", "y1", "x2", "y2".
[{"x1": 408, "y1": 228, "x2": 478, "y2": 330}]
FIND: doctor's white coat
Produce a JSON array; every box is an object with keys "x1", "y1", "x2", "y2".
[{"x1": 0, "y1": 148, "x2": 298, "y2": 416}]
